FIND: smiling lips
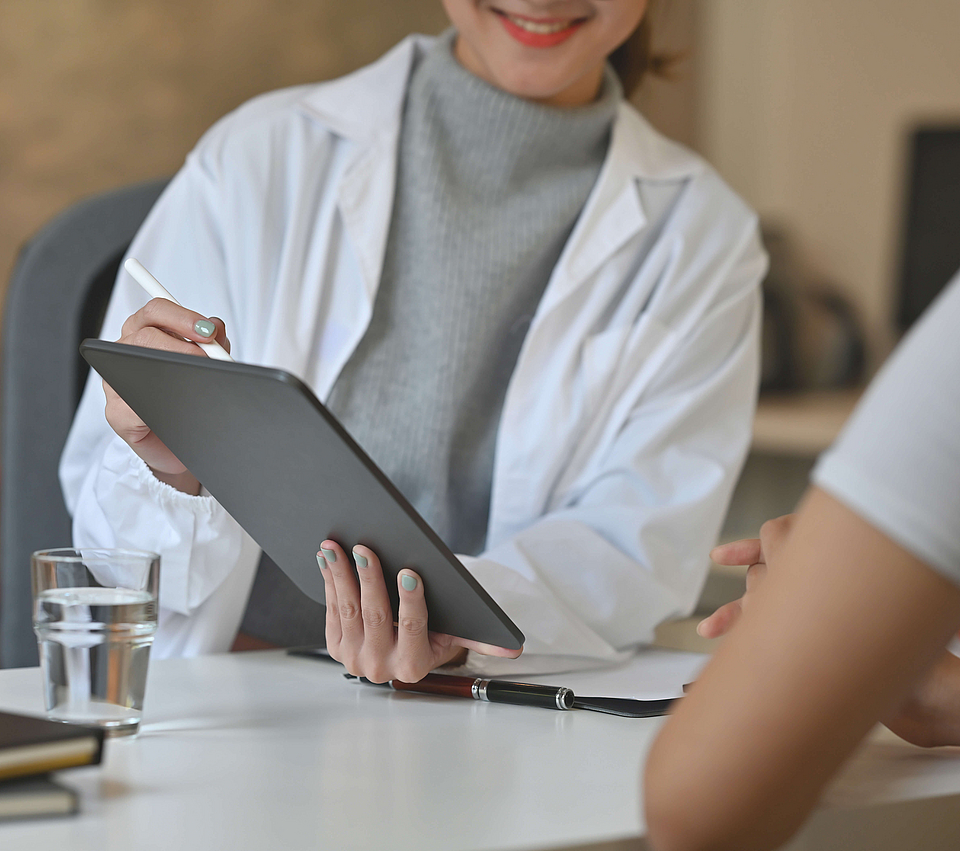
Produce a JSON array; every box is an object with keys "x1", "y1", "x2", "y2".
[{"x1": 494, "y1": 8, "x2": 587, "y2": 48}]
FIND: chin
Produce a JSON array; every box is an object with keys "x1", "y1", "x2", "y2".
[{"x1": 489, "y1": 63, "x2": 582, "y2": 103}]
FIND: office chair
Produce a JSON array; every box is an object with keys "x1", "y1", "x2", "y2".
[
  {"x1": 0, "y1": 178, "x2": 169, "y2": 668},
  {"x1": 0, "y1": 178, "x2": 326, "y2": 667}
]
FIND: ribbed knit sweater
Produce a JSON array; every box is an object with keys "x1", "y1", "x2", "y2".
[{"x1": 326, "y1": 30, "x2": 618, "y2": 556}]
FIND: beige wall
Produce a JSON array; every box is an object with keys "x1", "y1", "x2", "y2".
[
  {"x1": 13, "y1": 0, "x2": 957, "y2": 371},
  {"x1": 0, "y1": 0, "x2": 450, "y2": 315},
  {"x1": 635, "y1": 0, "x2": 701, "y2": 151},
  {"x1": 697, "y1": 0, "x2": 960, "y2": 367}
]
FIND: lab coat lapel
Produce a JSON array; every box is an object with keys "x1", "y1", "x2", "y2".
[
  {"x1": 336, "y1": 138, "x2": 399, "y2": 311},
  {"x1": 296, "y1": 37, "x2": 424, "y2": 355},
  {"x1": 489, "y1": 106, "x2": 702, "y2": 537},
  {"x1": 486, "y1": 134, "x2": 647, "y2": 535},
  {"x1": 536, "y1": 103, "x2": 704, "y2": 320},
  {"x1": 536, "y1": 111, "x2": 649, "y2": 319}
]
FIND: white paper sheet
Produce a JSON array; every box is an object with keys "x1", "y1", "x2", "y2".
[{"x1": 517, "y1": 648, "x2": 708, "y2": 700}]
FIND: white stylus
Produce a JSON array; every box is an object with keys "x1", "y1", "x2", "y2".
[{"x1": 123, "y1": 258, "x2": 233, "y2": 362}]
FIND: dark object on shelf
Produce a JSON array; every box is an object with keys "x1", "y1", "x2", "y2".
[
  {"x1": 759, "y1": 226, "x2": 865, "y2": 392},
  {"x1": 793, "y1": 287, "x2": 866, "y2": 389},
  {"x1": 896, "y1": 125, "x2": 960, "y2": 334}
]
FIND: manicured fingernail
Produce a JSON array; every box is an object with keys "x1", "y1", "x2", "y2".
[
  {"x1": 353, "y1": 549, "x2": 368, "y2": 568},
  {"x1": 401, "y1": 574, "x2": 417, "y2": 591},
  {"x1": 320, "y1": 547, "x2": 336, "y2": 564},
  {"x1": 316, "y1": 553, "x2": 327, "y2": 571},
  {"x1": 194, "y1": 319, "x2": 215, "y2": 338}
]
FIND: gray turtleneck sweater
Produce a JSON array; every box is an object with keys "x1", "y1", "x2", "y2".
[
  {"x1": 241, "y1": 31, "x2": 619, "y2": 646},
  {"x1": 326, "y1": 30, "x2": 618, "y2": 557}
]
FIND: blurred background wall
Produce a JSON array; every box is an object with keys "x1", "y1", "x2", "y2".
[
  {"x1": 698, "y1": 0, "x2": 960, "y2": 368},
  {"x1": 0, "y1": 0, "x2": 448, "y2": 321},
  {"x1": 0, "y1": 0, "x2": 696, "y2": 327},
  {"x1": 3, "y1": 1, "x2": 959, "y2": 359}
]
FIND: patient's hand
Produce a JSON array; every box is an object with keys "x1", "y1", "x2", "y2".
[
  {"x1": 317, "y1": 540, "x2": 521, "y2": 683},
  {"x1": 696, "y1": 513, "x2": 795, "y2": 639},
  {"x1": 699, "y1": 515, "x2": 960, "y2": 748}
]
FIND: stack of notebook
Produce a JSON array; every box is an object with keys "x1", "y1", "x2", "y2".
[{"x1": 0, "y1": 710, "x2": 105, "y2": 821}]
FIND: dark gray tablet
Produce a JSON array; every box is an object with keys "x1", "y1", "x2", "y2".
[{"x1": 80, "y1": 339, "x2": 523, "y2": 650}]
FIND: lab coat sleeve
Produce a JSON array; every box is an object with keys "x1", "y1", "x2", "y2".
[
  {"x1": 463, "y1": 232, "x2": 765, "y2": 676},
  {"x1": 59, "y1": 149, "x2": 260, "y2": 658}
]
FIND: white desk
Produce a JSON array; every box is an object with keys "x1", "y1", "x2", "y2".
[{"x1": 1, "y1": 649, "x2": 959, "y2": 851}]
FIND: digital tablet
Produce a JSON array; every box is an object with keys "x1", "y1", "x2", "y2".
[{"x1": 80, "y1": 340, "x2": 524, "y2": 650}]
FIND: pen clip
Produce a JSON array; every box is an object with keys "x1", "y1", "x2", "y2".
[{"x1": 572, "y1": 695, "x2": 676, "y2": 718}]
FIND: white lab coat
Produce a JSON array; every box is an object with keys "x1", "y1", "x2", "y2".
[{"x1": 60, "y1": 36, "x2": 766, "y2": 674}]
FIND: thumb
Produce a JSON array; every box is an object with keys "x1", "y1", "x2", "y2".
[
  {"x1": 452, "y1": 636, "x2": 524, "y2": 659},
  {"x1": 696, "y1": 598, "x2": 744, "y2": 639}
]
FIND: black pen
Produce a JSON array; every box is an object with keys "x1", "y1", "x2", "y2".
[
  {"x1": 346, "y1": 672, "x2": 574, "y2": 710},
  {"x1": 343, "y1": 672, "x2": 677, "y2": 717}
]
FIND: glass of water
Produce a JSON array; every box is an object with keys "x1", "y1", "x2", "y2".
[{"x1": 31, "y1": 548, "x2": 160, "y2": 737}]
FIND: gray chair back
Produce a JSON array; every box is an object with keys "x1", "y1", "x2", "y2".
[{"x1": 1, "y1": 179, "x2": 169, "y2": 668}]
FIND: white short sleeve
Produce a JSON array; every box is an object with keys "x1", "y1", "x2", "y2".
[{"x1": 812, "y1": 272, "x2": 960, "y2": 586}]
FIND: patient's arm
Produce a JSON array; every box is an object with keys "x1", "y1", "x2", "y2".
[
  {"x1": 883, "y1": 650, "x2": 960, "y2": 747},
  {"x1": 644, "y1": 487, "x2": 960, "y2": 851},
  {"x1": 699, "y1": 512, "x2": 960, "y2": 749}
]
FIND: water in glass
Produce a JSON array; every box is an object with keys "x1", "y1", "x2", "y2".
[{"x1": 34, "y1": 586, "x2": 157, "y2": 736}]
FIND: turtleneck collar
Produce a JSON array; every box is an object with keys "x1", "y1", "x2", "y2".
[{"x1": 406, "y1": 28, "x2": 621, "y2": 190}]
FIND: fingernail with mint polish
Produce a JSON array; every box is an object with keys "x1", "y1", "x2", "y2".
[
  {"x1": 401, "y1": 574, "x2": 417, "y2": 592},
  {"x1": 353, "y1": 549, "x2": 368, "y2": 569},
  {"x1": 194, "y1": 319, "x2": 215, "y2": 338},
  {"x1": 316, "y1": 553, "x2": 327, "y2": 571},
  {"x1": 320, "y1": 547, "x2": 336, "y2": 564}
]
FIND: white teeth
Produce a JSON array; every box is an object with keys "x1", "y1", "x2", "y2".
[{"x1": 505, "y1": 13, "x2": 574, "y2": 35}]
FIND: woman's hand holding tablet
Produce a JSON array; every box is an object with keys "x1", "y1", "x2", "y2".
[{"x1": 319, "y1": 541, "x2": 520, "y2": 682}]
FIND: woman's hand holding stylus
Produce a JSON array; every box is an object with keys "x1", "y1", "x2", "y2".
[
  {"x1": 700, "y1": 512, "x2": 960, "y2": 747},
  {"x1": 104, "y1": 298, "x2": 231, "y2": 494},
  {"x1": 317, "y1": 540, "x2": 521, "y2": 683}
]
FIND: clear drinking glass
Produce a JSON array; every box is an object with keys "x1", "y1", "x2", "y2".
[{"x1": 31, "y1": 548, "x2": 160, "y2": 737}]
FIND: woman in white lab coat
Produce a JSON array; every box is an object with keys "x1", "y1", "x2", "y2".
[{"x1": 60, "y1": 1, "x2": 767, "y2": 678}]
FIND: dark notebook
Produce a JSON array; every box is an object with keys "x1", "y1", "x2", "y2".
[
  {"x1": 0, "y1": 776, "x2": 79, "y2": 821},
  {"x1": 0, "y1": 711, "x2": 104, "y2": 782}
]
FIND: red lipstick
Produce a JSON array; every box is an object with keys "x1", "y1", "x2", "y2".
[{"x1": 495, "y1": 10, "x2": 585, "y2": 48}]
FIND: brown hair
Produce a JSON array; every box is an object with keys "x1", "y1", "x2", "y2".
[{"x1": 608, "y1": 6, "x2": 674, "y2": 96}]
